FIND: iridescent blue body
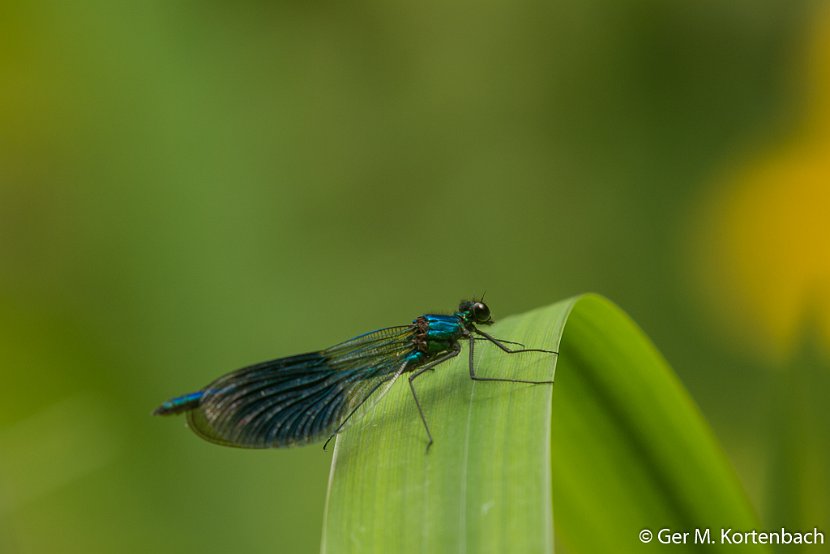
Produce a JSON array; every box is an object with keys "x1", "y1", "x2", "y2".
[{"x1": 154, "y1": 299, "x2": 554, "y2": 449}]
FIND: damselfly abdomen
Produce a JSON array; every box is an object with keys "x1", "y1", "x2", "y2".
[{"x1": 154, "y1": 300, "x2": 555, "y2": 450}]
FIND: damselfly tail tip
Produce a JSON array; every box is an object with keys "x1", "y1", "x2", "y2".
[{"x1": 152, "y1": 391, "x2": 203, "y2": 416}]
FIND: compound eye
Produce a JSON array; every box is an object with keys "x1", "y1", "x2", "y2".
[{"x1": 473, "y1": 302, "x2": 491, "y2": 323}]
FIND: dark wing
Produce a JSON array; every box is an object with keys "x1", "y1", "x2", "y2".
[{"x1": 184, "y1": 325, "x2": 417, "y2": 448}]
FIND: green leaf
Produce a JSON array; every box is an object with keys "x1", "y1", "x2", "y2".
[{"x1": 322, "y1": 294, "x2": 764, "y2": 553}]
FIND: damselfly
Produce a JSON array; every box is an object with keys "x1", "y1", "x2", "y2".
[{"x1": 154, "y1": 299, "x2": 556, "y2": 450}]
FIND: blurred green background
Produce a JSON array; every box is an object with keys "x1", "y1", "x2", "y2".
[{"x1": 2, "y1": 1, "x2": 828, "y2": 552}]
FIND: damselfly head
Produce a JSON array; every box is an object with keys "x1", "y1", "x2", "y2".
[{"x1": 458, "y1": 299, "x2": 493, "y2": 325}]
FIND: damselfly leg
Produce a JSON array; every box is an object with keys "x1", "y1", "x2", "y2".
[{"x1": 468, "y1": 329, "x2": 557, "y2": 385}]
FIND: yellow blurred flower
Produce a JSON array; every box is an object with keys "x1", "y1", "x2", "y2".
[{"x1": 693, "y1": 5, "x2": 830, "y2": 363}]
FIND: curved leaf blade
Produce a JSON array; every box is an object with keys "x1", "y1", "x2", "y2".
[
  {"x1": 322, "y1": 295, "x2": 763, "y2": 554},
  {"x1": 552, "y1": 295, "x2": 764, "y2": 553}
]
